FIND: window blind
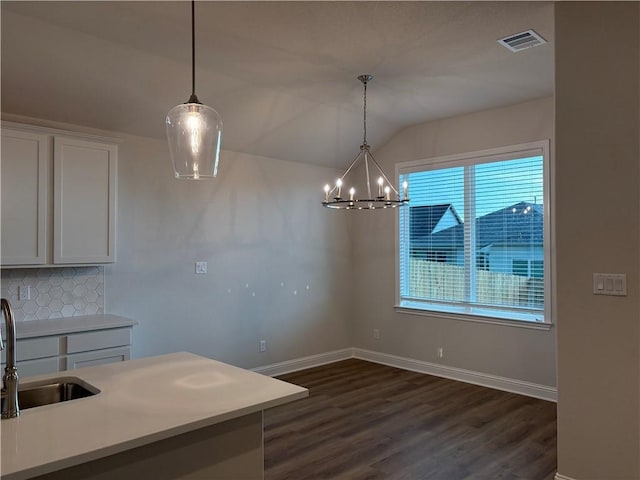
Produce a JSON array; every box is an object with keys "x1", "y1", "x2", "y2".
[{"x1": 399, "y1": 149, "x2": 546, "y2": 323}]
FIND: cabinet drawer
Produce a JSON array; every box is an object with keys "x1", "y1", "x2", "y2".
[
  {"x1": 66, "y1": 328, "x2": 131, "y2": 354},
  {"x1": 65, "y1": 346, "x2": 130, "y2": 370},
  {"x1": 1, "y1": 336, "x2": 59, "y2": 363}
]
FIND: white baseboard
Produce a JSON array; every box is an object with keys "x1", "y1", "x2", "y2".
[
  {"x1": 352, "y1": 348, "x2": 557, "y2": 402},
  {"x1": 251, "y1": 348, "x2": 353, "y2": 377},
  {"x1": 555, "y1": 474, "x2": 576, "y2": 480},
  {"x1": 253, "y1": 347, "x2": 557, "y2": 402}
]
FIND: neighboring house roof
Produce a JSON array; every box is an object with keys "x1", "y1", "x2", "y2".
[
  {"x1": 409, "y1": 204, "x2": 463, "y2": 238},
  {"x1": 411, "y1": 201, "x2": 543, "y2": 250}
]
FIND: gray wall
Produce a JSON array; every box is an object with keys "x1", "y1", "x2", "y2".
[
  {"x1": 104, "y1": 133, "x2": 353, "y2": 368},
  {"x1": 351, "y1": 97, "x2": 557, "y2": 388},
  {"x1": 555, "y1": 3, "x2": 639, "y2": 479}
]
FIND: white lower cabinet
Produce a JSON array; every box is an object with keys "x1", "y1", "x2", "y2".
[
  {"x1": 1, "y1": 336, "x2": 61, "y2": 377},
  {"x1": 64, "y1": 328, "x2": 132, "y2": 370},
  {"x1": 1, "y1": 326, "x2": 133, "y2": 378}
]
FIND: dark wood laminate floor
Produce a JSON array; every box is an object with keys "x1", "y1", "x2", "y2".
[{"x1": 264, "y1": 359, "x2": 557, "y2": 480}]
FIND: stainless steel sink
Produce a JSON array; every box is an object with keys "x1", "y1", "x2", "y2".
[{"x1": 1, "y1": 377, "x2": 99, "y2": 411}]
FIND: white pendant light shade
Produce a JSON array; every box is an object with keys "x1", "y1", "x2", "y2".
[{"x1": 166, "y1": 102, "x2": 222, "y2": 179}]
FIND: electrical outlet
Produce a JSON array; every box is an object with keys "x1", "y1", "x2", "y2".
[
  {"x1": 437, "y1": 347, "x2": 444, "y2": 359},
  {"x1": 373, "y1": 329, "x2": 380, "y2": 339},
  {"x1": 18, "y1": 285, "x2": 31, "y2": 301},
  {"x1": 259, "y1": 340, "x2": 267, "y2": 352}
]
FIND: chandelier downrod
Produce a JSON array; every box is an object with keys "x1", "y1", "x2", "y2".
[{"x1": 358, "y1": 74, "x2": 372, "y2": 147}]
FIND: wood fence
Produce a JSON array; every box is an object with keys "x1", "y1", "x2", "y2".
[{"x1": 408, "y1": 258, "x2": 544, "y2": 309}]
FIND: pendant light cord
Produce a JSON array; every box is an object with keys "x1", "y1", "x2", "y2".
[
  {"x1": 187, "y1": 0, "x2": 199, "y2": 103},
  {"x1": 191, "y1": 0, "x2": 196, "y2": 97}
]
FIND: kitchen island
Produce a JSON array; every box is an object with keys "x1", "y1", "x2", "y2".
[{"x1": 1, "y1": 352, "x2": 308, "y2": 480}]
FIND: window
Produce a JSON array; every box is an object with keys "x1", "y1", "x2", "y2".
[{"x1": 397, "y1": 141, "x2": 550, "y2": 325}]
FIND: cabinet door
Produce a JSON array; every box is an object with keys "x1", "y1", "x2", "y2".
[
  {"x1": 1, "y1": 357, "x2": 61, "y2": 378},
  {"x1": 53, "y1": 136, "x2": 117, "y2": 263},
  {"x1": 1, "y1": 129, "x2": 49, "y2": 265}
]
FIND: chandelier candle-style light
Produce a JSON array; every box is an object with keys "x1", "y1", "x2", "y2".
[
  {"x1": 166, "y1": 0, "x2": 223, "y2": 179},
  {"x1": 322, "y1": 75, "x2": 409, "y2": 210}
]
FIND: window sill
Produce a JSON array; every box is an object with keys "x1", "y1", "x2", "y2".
[{"x1": 394, "y1": 302, "x2": 552, "y2": 331}]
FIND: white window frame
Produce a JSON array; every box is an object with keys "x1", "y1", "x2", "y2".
[{"x1": 395, "y1": 140, "x2": 552, "y2": 330}]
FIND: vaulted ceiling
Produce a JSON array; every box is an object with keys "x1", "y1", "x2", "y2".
[{"x1": 1, "y1": 1, "x2": 553, "y2": 168}]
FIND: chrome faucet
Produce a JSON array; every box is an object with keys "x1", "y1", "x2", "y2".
[{"x1": 1, "y1": 298, "x2": 19, "y2": 418}]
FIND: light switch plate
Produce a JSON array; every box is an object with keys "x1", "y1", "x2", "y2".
[
  {"x1": 195, "y1": 261, "x2": 208, "y2": 274},
  {"x1": 593, "y1": 273, "x2": 627, "y2": 296}
]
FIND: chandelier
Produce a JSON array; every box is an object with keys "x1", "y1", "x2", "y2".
[{"x1": 322, "y1": 75, "x2": 409, "y2": 210}]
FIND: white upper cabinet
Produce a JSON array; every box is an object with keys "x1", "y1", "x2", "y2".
[
  {"x1": 1, "y1": 129, "x2": 50, "y2": 265},
  {"x1": 54, "y1": 137, "x2": 117, "y2": 264},
  {"x1": 0, "y1": 123, "x2": 118, "y2": 267}
]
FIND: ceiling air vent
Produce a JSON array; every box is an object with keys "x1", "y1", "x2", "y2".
[{"x1": 498, "y1": 29, "x2": 547, "y2": 52}]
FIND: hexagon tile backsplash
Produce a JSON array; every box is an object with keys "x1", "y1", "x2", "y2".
[{"x1": 0, "y1": 267, "x2": 104, "y2": 321}]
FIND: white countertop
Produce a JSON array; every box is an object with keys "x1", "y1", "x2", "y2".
[
  {"x1": 1, "y1": 314, "x2": 137, "y2": 339},
  {"x1": 0, "y1": 352, "x2": 308, "y2": 480}
]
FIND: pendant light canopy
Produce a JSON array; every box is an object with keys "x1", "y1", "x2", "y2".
[
  {"x1": 322, "y1": 75, "x2": 409, "y2": 210},
  {"x1": 166, "y1": 0, "x2": 222, "y2": 179}
]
